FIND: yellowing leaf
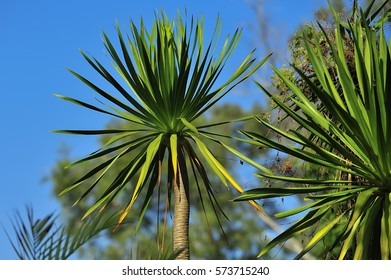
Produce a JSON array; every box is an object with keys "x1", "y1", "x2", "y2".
[
  {"x1": 192, "y1": 135, "x2": 263, "y2": 212},
  {"x1": 170, "y1": 134, "x2": 178, "y2": 179},
  {"x1": 117, "y1": 134, "x2": 163, "y2": 227}
]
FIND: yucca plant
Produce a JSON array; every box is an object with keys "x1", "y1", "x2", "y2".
[
  {"x1": 4, "y1": 206, "x2": 120, "y2": 260},
  {"x1": 235, "y1": 2, "x2": 391, "y2": 259},
  {"x1": 54, "y1": 11, "x2": 268, "y2": 259}
]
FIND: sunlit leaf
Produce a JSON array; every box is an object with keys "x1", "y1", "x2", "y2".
[
  {"x1": 54, "y1": 10, "x2": 268, "y2": 259},
  {"x1": 236, "y1": 1, "x2": 391, "y2": 259}
]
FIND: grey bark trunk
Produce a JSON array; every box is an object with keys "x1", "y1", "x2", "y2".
[{"x1": 173, "y1": 154, "x2": 190, "y2": 260}]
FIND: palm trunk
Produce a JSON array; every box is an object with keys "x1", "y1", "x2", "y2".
[{"x1": 173, "y1": 153, "x2": 190, "y2": 260}]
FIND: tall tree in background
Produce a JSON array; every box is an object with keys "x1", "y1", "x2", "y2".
[{"x1": 54, "y1": 11, "x2": 269, "y2": 259}]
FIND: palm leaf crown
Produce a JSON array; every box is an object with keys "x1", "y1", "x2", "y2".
[
  {"x1": 54, "y1": 11, "x2": 268, "y2": 228},
  {"x1": 236, "y1": 1, "x2": 391, "y2": 259}
]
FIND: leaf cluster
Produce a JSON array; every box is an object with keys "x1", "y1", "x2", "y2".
[
  {"x1": 53, "y1": 9, "x2": 270, "y2": 258},
  {"x1": 236, "y1": 0, "x2": 391, "y2": 259},
  {"x1": 4, "y1": 206, "x2": 121, "y2": 260}
]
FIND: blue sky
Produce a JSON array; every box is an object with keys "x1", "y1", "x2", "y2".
[{"x1": 0, "y1": 0, "x2": 324, "y2": 259}]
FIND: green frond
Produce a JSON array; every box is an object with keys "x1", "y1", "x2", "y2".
[
  {"x1": 5, "y1": 206, "x2": 121, "y2": 260},
  {"x1": 236, "y1": 1, "x2": 391, "y2": 259},
  {"x1": 54, "y1": 9, "x2": 268, "y2": 245}
]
